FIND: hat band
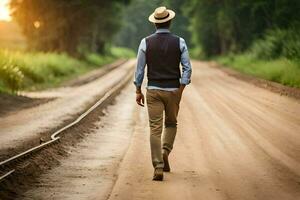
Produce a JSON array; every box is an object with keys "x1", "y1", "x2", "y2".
[{"x1": 154, "y1": 13, "x2": 170, "y2": 20}]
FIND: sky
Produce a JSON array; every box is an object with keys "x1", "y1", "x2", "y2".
[{"x1": 0, "y1": 0, "x2": 11, "y2": 21}]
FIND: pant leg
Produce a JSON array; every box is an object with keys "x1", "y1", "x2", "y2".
[
  {"x1": 162, "y1": 89, "x2": 181, "y2": 154},
  {"x1": 146, "y1": 89, "x2": 164, "y2": 169}
]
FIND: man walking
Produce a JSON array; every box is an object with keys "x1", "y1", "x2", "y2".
[{"x1": 134, "y1": 6, "x2": 192, "y2": 181}]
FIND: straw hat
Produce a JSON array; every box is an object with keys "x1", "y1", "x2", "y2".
[{"x1": 148, "y1": 6, "x2": 175, "y2": 24}]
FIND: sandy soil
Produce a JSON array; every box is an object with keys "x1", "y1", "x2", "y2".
[
  {"x1": 15, "y1": 61, "x2": 300, "y2": 200},
  {"x1": 20, "y1": 85, "x2": 137, "y2": 200},
  {"x1": 0, "y1": 94, "x2": 52, "y2": 117},
  {"x1": 0, "y1": 60, "x2": 135, "y2": 159}
]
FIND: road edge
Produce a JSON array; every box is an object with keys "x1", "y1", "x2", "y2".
[{"x1": 209, "y1": 61, "x2": 300, "y2": 101}]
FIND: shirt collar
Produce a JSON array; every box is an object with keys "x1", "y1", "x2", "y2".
[{"x1": 155, "y1": 28, "x2": 170, "y2": 34}]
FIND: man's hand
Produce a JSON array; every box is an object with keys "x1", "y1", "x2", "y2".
[{"x1": 136, "y1": 91, "x2": 145, "y2": 107}]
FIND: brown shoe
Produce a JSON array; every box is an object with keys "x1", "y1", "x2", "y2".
[
  {"x1": 163, "y1": 151, "x2": 170, "y2": 172},
  {"x1": 153, "y1": 168, "x2": 164, "y2": 181}
]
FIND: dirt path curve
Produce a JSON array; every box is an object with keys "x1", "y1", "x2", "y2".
[
  {"x1": 21, "y1": 84, "x2": 137, "y2": 200},
  {"x1": 108, "y1": 61, "x2": 300, "y2": 200},
  {"x1": 0, "y1": 60, "x2": 135, "y2": 159}
]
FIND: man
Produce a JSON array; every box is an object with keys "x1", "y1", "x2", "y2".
[{"x1": 134, "y1": 6, "x2": 192, "y2": 181}]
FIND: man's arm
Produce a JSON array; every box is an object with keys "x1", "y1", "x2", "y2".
[
  {"x1": 134, "y1": 38, "x2": 146, "y2": 106},
  {"x1": 179, "y1": 38, "x2": 192, "y2": 94}
]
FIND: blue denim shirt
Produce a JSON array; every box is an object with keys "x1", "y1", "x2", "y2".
[{"x1": 134, "y1": 28, "x2": 192, "y2": 91}]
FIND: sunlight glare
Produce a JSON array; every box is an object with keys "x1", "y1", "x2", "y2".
[
  {"x1": 34, "y1": 21, "x2": 41, "y2": 29},
  {"x1": 0, "y1": 0, "x2": 11, "y2": 21}
]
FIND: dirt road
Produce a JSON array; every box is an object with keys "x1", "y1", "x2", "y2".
[
  {"x1": 0, "y1": 60, "x2": 134, "y2": 159},
  {"x1": 108, "y1": 61, "x2": 300, "y2": 200},
  {"x1": 7, "y1": 61, "x2": 300, "y2": 199}
]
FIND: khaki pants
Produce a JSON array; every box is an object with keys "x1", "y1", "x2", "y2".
[{"x1": 146, "y1": 89, "x2": 182, "y2": 169}]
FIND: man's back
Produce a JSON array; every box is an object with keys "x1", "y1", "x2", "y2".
[{"x1": 146, "y1": 32, "x2": 181, "y2": 88}]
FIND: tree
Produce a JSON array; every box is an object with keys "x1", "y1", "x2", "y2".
[
  {"x1": 114, "y1": 0, "x2": 191, "y2": 50},
  {"x1": 10, "y1": 0, "x2": 129, "y2": 56},
  {"x1": 184, "y1": 0, "x2": 300, "y2": 57}
]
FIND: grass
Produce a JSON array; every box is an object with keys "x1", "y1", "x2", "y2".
[
  {"x1": 0, "y1": 47, "x2": 135, "y2": 93},
  {"x1": 217, "y1": 54, "x2": 300, "y2": 88},
  {"x1": 110, "y1": 46, "x2": 135, "y2": 58}
]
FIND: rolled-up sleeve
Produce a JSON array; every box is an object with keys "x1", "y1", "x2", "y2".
[
  {"x1": 179, "y1": 38, "x2": 192, "y2": 85},
  {"x1": 134, "y1": 38, "x2": 146, "y2": 87}
]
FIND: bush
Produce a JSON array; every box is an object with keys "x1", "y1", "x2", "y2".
[
  {"x1": 82, "y1": 47, "x2": 134, "y2": 66},
  {"x1": 251, "y1": 29, "x2": 285, "y2": 60},
  {"x1": 251, "y1": 27, "x2": 300, "y2": 61},
  {"x1": 110, "y1": 47, "x2": 135, "y2": 58},
  {"x1": 0, "y1": 47, "x2": 131, "y2": 92},
  {"x1": 84, "y1": 53, "x2": 114, "y2": 66},
  {"x1": 0, "y1": 64, "x2": 24, "y2": 92},
  {"x1": 282, "y1": 27, "x2": 300, "y2": 60},
  {"x1": 0, "y1": 50, "x2": 87, "y2": 91}
]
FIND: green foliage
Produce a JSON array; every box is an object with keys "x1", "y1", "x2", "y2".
[
  {"x1": 281, "y1": 27, "x2": 300, "y2": 61},
  {"x1": 0, "y1": 49, "x2": 86, "y2": 91},
  {"x1": 0, "y1": 49, "x2": 123, "y2": 92},
  {"x1": 114, "y1": 0, "x2": 163, "y2": 50},
  {"x1": 218, "y1": 54, "x2": 300, "y2": 88},
  {"x1": 185, "y1": 0, "x2": 300, "y2": 58},
  {"x1": 251, "y1": 27, "x2": 300, "y2": 60},
  {"x1": 114, "y1": 0, "x2": 191, "y2": 50},
  {"x1": 83, "y1": 47, "x2": 134, "y2": 66},
  {"x1": 110, "y1": 47, "x2": 135, "y2": 58},
  {"x1": 162, "y1": 0, "x2": 191, "y2": 47},
  {"x1": 189, "y1": 47, "x2": 205, "y2": 60},
  {"x1": 185, "y1": 0, "x2": 221, "y2": 57},
  {"x1": 250, "y1": 29, "x2": 286, "y2": 60},
  {"x1": 0, "y1": 55, "x2": 24, "y2": 92},
  {"x1": 84, "y1": 53, "x2": 114, "y2": 66}
]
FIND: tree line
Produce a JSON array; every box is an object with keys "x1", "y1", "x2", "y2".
[
  {"x1": 10, "y1": 0, "x2": 300, "y2": 60},
  {"x1": 116, "y1": 0, "x2": 300, "y2": 60},
  {"x1": 185, "y1": 0, "x2": 300, "y2": 58}
]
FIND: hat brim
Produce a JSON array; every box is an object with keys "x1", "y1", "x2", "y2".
[{"x1": 148, "y1": 9, "x2": 175, "y2": 24}]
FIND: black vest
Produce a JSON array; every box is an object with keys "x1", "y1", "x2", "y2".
[{"x1": 146, "y1": 32, "x2": 181, "y2": 88}]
